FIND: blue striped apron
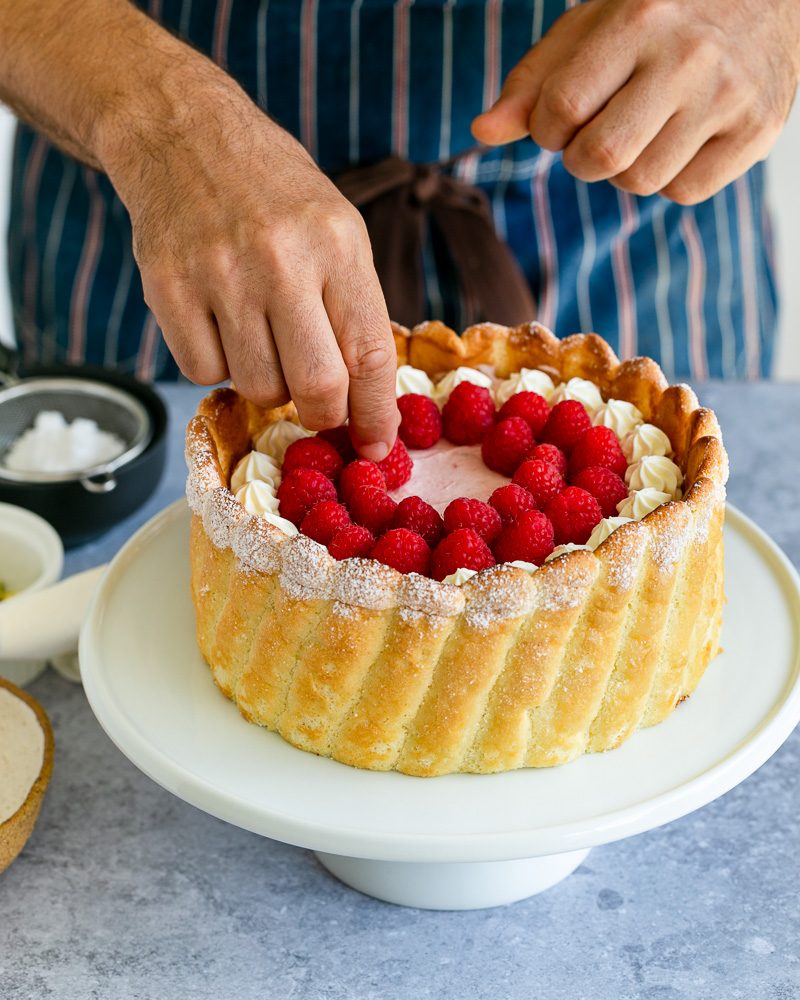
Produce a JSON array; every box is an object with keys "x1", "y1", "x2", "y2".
[{"x1": 6, "y1": 0, "x2": 778, "y2": 381}]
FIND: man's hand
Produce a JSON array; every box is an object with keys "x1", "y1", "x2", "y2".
[
  {"x1": 0, "y1": 0, "x2": 398, "y2": 459},
  {"x1": 105, "y1": 75, "x2": 398, "y2": 459},
  {"x1": 472, "y1": 0, "x2": 800, "y2": 204}
]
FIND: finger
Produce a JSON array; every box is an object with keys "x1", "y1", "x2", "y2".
[
  {"x1": 660, "y1": 126, "x2": 778, "y2": 206},
  {"x1": 142, "y1": 271, "x2": 229, "y2": 384},
  {"x1": 610, "y1": 110, "x2": 721, "y2": 199},
  {"x1": 471, "y1": 53, "x2": 548, "y2": 145},
  {"x1": 527, "y1": 11, "x2": 639, "y2": 151},
  {"x1": 323, "y1": 263, "x2": 398, "y2": 463},
  {"x1": 269, "y1": 294, "x2": 351, "y2": 433},
  {"x1": 561, "y1": 66, "x2": 681, "y2": 183},
  {"x1": 471, "y1": 5, "x2": 589, "y2": 146},
  {"x1": 214, "y1": 305, "x2": 289, "y2": 409}
]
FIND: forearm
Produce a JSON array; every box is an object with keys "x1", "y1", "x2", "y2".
[{"x1": 0, "y1": 0, "x2": 242, "y2": 175}]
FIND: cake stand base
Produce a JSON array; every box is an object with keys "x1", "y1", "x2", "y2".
[
  {"x1": 80, "y1": 503, "x2": 800, "y2": 914},
  {"x1": 314, "y1": 848, "x2": 591, "y2": 910}
]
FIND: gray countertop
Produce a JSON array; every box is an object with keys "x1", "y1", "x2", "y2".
[{"x1": 2, "y1": 383, "x2": 799, "y2": 1000}]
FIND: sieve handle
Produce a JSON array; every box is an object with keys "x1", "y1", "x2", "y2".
[
  {"x1": 0, "y1": 565, "x2": 107, "y2": 661},
  {"x1": 80, "y1": 472, "x2": 117, "y2": 494}
]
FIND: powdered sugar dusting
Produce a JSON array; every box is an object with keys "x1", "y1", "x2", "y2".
[
  {"x1": 537, "y1": 553, "x2": 598, "y2": 611},
  {"x1": 399, "y1": 573, "x2": 464, "y2": 618},
  {"x1": 648, "y1": 515, "x2": 689, "y2": 574},
  {"x1": 202, "y1": 489, "x2": 245, "y2": 549},
  {"x1": 591, "y1": 521, "x2": 648, "y2": 592},
  {"x1": 463, "y1": 564, "x2": 536, "y2": 630},
  {"x1": 332, "y1": 557, "x2": 399, "y2": 611},
  {"x1": 231, "y1": 512, "x2": 285, "y2": 574},
  {"x1": 280, "y1": 535, "x2": 335, "y2": 601},
  {"x1": 693, "y1": 491, "x2": 723, "y2": 545}
]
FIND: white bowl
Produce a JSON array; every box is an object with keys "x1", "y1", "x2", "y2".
[{"x1": 0, "y1": 502, "x2": 63, "y2": 685}]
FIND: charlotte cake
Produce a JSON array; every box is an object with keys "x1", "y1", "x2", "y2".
[{"x1": 185, "y1": 321, "x2": 727, "y2": 776}]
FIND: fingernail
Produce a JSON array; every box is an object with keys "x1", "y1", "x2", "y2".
[{"x1": 359, "y1": 441, "x2": 391, "y2": 463}]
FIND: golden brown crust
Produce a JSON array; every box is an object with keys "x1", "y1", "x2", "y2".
[
  {"x1": 186, "y1": 320, "x2": 727, "y2": 775},
  {"x1": 0, "y1": 678, "x2": 54, "y2": 873}
]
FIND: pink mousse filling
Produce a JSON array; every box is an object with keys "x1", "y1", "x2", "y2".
[{"x1": 390, "y1": 439, "x2": 509, "y2": 514}]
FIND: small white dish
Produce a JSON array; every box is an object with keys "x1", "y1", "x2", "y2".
[
  {"x1": 0, "y1": 503, "x2": 63, "y2": 686},
  {"x1": 80, "y1": 501, "x2": 800, "y2": 909}
]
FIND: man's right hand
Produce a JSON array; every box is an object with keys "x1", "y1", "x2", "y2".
[
  {"x1": 103, "y1": 70, "x2": 398, "y2": 460},
  {"x1": 0, "y1": 0, "x2": 398, "y2": 460}
]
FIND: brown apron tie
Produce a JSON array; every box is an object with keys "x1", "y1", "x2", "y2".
[{"x1": 336, "y1": 150, "x2": 537, "y2": 329}]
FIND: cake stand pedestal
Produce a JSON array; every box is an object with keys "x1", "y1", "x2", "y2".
[
  {"x1": 315, "y1": 849, "x2": 592, "y2": 910},
  {"x1": 80, "y1": 502, "x2": 800, "y2": 911}
]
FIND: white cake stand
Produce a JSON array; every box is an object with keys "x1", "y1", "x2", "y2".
[{"x1": 80, "y1": 501, "x2": 800, "y2": 910}]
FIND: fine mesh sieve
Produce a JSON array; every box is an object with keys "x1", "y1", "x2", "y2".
[{"x1": 0, "y1": 378, "x2": 152, "y2": 491}]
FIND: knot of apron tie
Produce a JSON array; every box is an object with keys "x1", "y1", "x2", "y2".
[{"x1": 336, "y1": 151, "x2": 537, "y2": 330}]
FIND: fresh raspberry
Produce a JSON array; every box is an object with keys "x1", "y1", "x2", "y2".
[
  {"x1": 569, "y1": 425, "x2": 628, "y2": 478},
  {"x1": 527, "y1": 442, "x2": 568, "y2": 478},
  {"x1": 377, "y1": 438, "x2": 413, "y2": 489},
  {"x1": 441, "y1": 383, "x2": 496, "y2": 445},
  {"x1": 493, "y1": 510, "x2": 555, "y2": 565},
  {"x1": 397, "y1": 393, "x2": 442, "y2": 450},
  {"x1": 327, "y1": 524, "x2": 375, "y2": 560},
  {"x1": 277, "y1": 468, "x2": 337, "y2": 526},
  {"x1": 300, "y1": 500, "x2": 351, "y2": 545},
  {"x1": 512, "y1": 459, "x2": 565, "y2": 508},
  {"x1": 370, "y1": 528, "x2": 431, "y2": 576},
  {"x1": 489, "y1": 483, "x2": 539, "y2": 524},
  {"x1": 481, "y1": 417, "x2": 534, "y2": 476},
  {"x1": 443, "y1": 497, "x2": 503, "y2": 544},
  {"x1": 316, "y1": 426, "x2": 357, "y2": 464},
  {"x1": 348, "y1": 485, "x2": 398, "y2": 536},
  {"x1": 544, "y1": 486, "x2": 603, "y2": 545},
  {"x1": 431, "y1": 528, "x2": 496, "y2": 582},
  {"x1": 282, "y1": 437, "x2": 344, "y2": 480},
  {"x1": 339, "y1": 459, "x2": 386, "y2": 506},
  {"x1": 498, "y1": 391, "x2": 550, "y2": 438},
  {"x1": 392, "y1": 495, "x2": 444, "y2": 547},
  {"x1": 541, "y1": 400, "x2": 592, "y2": 453},
  {"x1": 572, "y1": 466, "x2": 629, "y2": 518}
]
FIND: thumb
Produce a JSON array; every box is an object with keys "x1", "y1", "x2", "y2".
[{"x1": 471, "y1": 59, "x2": 541, "y2": 146}]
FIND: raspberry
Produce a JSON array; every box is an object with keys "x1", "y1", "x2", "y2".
[
  {"x1": 489, "y1": 483, "x2": 538, "y2": 524},
  {"x1": 541, "y1": 399, "x2": 592, "y2": 452},
  {"x1": 282, "y1": 437, "x2": 343, "y2": 480},
  {"x1": 348, "y1": 485, "x2": 398, "y2": 536},
  {"x1": 328, "y1": 524, "x2": 375, "y2": 560},
  {"x1": 397, "y1": 393, "x2": 442, "y2": 450},
  {"x1": 443, "y1": 497, "x2": 502, "y2": 544},
  {"x1": 569, "y1": 425, "x2": 628, "y2": 478},
  {"x1": 431, "y1": 528, "x2": 496, "y2": 582},
  {"x1": 544, "y1": 486, "x2": 603, "y2": 545},
  {"x1": 316, "y1": 426, "x2": 357, "y2": 464},
  {"x1": 339, "y1": 459, "x2": 386, "y2": 506},
  {"x1": 493, "y1": 510, "x2": 555, "y2": 565},
  {"x1": 300, "y1": 500, "x2": 351, "y2": 545},
  {"x1": 370, "y1": 528, "x2": 431, "y2": 576},
  {"x1": 377, "y1": 438, "x2": 413, "y2": 489},
  {"x1": 572, "y1": 466, "x2": 629, "y2": 518},
  {"x1": 512, "y1": 459, "x2": 565, "y2": 508},
  {"x1": 498, "y1": 391, "x2": 550, "y2": 438},
  {"x1": 392, "y1": 495, "x2": 444, "y2": 547},
  {"x1": 527, "y1": 442, "x2": 568, "y2": 478},
  {"x1": 481, "y1": 417, "x2": 534, "y2": 476},
  {"x1": 277, "y1": 468, "x2": 337, "y2": 526},
  {"x1": 441, "y1": 383, "x2": 496, "y2": 445}
]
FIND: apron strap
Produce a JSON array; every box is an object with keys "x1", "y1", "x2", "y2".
[{"x1": 336, "y1": 150, "x2": 537, "y2": 329}]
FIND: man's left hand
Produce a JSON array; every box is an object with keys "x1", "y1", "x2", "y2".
[{"x1": 472, "y1": 0, "x2": 800, "y2": 204}]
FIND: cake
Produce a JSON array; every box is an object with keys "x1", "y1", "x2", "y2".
[
  {"x1": 0, "y1": 677, "x2": 54, "y2": 871},
  {"x1": 185, "y1": 321, "x2": 727, "y2": 776}
]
